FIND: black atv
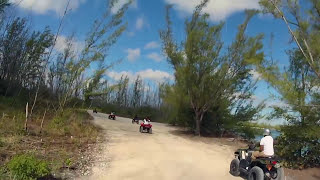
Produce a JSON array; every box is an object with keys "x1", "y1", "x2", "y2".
[
  {"x1": 132, "y1": 118, "x2": 139, "y2": 124},
  {"x1": 230, "y1": 144, "x2": 284, "y2": 180},
  {"x1": 93, "y1": 109, "x2": 98, "y2": 113}
]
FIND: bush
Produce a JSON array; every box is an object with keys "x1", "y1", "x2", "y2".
[
  {"x1": 276, "y1": 124, "x2": 320, "y2": 168},
  {"x1": 7, "y1": 154, "x2": 50, "y2": 180}
]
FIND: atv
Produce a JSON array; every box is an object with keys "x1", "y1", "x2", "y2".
[
  {"x1": 93, "y1": 109, "x2": 98, "y2": 113},
  {"x1": 108, "y1": 112, "x2": 116, "y2": 120},
  {"x1": 230, "y1": 145, "x2": 284, "y2": 180},
  {"x1": 139, "y1": 123, "x2": 152, "y2": 134},
  {"x1": 132, "y1": 118, "x2": 139, "y2": 124}
]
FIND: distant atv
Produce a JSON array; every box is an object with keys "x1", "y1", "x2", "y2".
[
  {"x1": 230, "y1": 145, "x2": 284, "y2": 180},
  {"x1": 93, "y1": 109, "x2": 98, "y2": 113},
  {"x1": 139, "y1": 123, "x2": 152, "y2": 134},
  {"x1": 108, "y1": 112, "x2": 116, "y2": 120},
  {"x1": 132, "y1": 118, "x2": 139, "y2": 124}
]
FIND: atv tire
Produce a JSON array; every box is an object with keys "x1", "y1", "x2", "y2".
[
  {"x1": 272, "y1": 168, "x2": 284, "y2": 180},
  {"x1": 139, "y1": 126, "x2": 143, "y2": 133},
  {"x1": 230, "y1": 158, "x2": 240, "y2": 176},
  {"x1": 149, "y1": 128, "x2": 152, "y2": 134},
  {"x1": 248, "y1": 166, "x2": 264, "y2": 180}
]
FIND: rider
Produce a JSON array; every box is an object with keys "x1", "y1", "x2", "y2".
[
  {"x1": 143, "y1": 117, "x2": 150, "y2": 124},
  {"x1": 146, "y1": 116, "x2": 151, "y2": 122},
  {"x1": 251, "y1": 128, "x2": 274, "y2": 160}
]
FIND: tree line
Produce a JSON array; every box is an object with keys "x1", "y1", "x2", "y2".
[{"x1": 0, "y1": 0, "x2": 130, "y2": 114}]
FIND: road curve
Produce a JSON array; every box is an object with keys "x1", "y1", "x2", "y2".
[{"x1": 82, "y1": 112, "x2": 241, "y2": 180}]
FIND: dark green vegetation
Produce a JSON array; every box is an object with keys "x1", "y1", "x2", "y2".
[
  {"x1": 7, "y1": 154, "x2": 50, "y2": 180},
  {"x1": 90, "y1": 75, "x2": 166, "y2": 122}
]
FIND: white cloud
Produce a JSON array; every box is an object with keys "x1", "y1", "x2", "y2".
[
  {"x1": 106, "y1": 69, "x2": 174, "y2": 83},
  {"x1": 54, "y1": 35, "x2": 84, "y2": 54},
  {"x1": 147, "y1": 52, "x2": 163, "y2": 62},
  {"x1": 126, "y1": 48, "x2": 141, "y2": 62},
  {"x1": 144, "y1": 41, "x2": 160, "y2": 49},
  {"x1": 250, "y1": 69, "x2": 262, "y2": 80},
  {"x1": 135, "y1": 17, "x2": 144, "y2": 30},
  {"x1": 106, "y1": 71, "x2": 134, "y2": 82},
  {"x1": 111, "y1": 0, "x2": 137, "y2": 14},
  {"x1": 165, "y1": 0, "x2": 260, "y2": 22},
  {"x1": 137, "y1": 69, "x2": 174, "y2": 82},
  {"x1": 11, "y1": 0, "x2": 86, "y2": 16}
]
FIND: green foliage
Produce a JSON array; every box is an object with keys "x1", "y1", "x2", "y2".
[
  {"x1": 46, "y1": 1, "x2": 130, "y2": 112},
  {"x1": 100, "y1": 103, "x2": 164, "y2": 122},
  {"x1": 257, "y1": 0, "x2": 320, "y2": 168},
  {"x1": 276, "y1": 125, "x2": 320, "y2": 168},
  {"x1": 49, "y1": 109, "x2": 98, "y2": 137},
  {"x1": 160, "y1": 2, "x2": 264, "y2": 135},
  {"x1": 7, "y1": 154, "x2": 50, "y2": 180}
]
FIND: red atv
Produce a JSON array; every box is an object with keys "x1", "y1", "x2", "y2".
[
  {"x1": 139, "y1": 122, "x2": 152, "y2": 134},
  {"x1": 108, "y1": 112, "x2": 116, "y2": 120}
]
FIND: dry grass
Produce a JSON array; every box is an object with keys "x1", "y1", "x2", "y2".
[{"x1": 0, "y1": 99, "x2": 102, "y2": 177}]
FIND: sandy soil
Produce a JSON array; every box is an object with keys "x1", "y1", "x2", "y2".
[
  {"x1": 79, "y1": 112, "x2": 241, "y2": 180},
  {"x1": 79, "y1": 112, "x2": 320, "y2": 180}
]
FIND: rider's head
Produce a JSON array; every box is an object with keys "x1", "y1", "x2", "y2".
[{"x1": 263, "y1": 128, "x2": 271, "y2": 136}]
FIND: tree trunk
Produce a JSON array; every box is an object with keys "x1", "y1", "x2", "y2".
[
  {"x1": 25, "y1": 102, "x2": 28, "y2": 131},
  {"x1": 40, "y1": 109, "x2": 47, "y2": 134},
  {"x1": 194, "y1": 111, "x2": 202, "y2": 136},
  {"x1": 194, "y1": 109, "x2": 205, "y2": 136},
  {"x1": 195, "y1": 117, "x2": 201, "y2": 136},
  {"x1": 30, "y1": 83, "x2": 40, "y2": 119}
]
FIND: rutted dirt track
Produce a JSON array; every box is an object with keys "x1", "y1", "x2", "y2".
[{"x1": 82, "y1": 112, "x2": 241, "y2": 180}]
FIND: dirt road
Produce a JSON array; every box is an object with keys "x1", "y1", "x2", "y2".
[{"x1": 82, "y1": 112, "x2": 241, "y2": 180}]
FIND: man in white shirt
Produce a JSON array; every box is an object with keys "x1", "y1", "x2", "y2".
[
  {"x1": 143, "y1": 118, "x2": 149, "y2": 125},
  {"x1": 252, "y1": 129, "x2": 274, "y2": 160}
]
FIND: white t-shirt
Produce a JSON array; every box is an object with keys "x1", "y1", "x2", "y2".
[
  {"x1": 260, "y1": 135, "x2": 274, "y2": 156},
  {"x1": 143, "y1": 119, "x2": 149, "y2": 124}
]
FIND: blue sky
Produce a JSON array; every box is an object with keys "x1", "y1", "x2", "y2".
[{"x1": 10, "y1": 0, "x2": 297, "y2": 125}]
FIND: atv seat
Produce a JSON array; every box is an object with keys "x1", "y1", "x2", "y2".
[
  {"x1": 256, "y1": 156, "x2": 272, "y2": 159},
  {"x1": 256, "y1": 156, "x2": 278, "y2": 161}
]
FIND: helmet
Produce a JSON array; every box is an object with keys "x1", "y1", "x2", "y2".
[{"x1": 263, "y1": 128, "x2": 271, "y2": 136}]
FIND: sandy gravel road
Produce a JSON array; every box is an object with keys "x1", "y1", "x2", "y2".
[{"x1": 82, "y1": 112, "x2": 241, "y2": 180}]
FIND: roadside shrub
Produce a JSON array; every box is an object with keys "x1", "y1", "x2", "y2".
[
  {"x1": 276, "y1": 124, "x2": 320, "y2": 168},
  {"x1": 49, "y1": 110, "x2": 73, "y2": 135},
  {"x1": 7, "y1": 154, "x2": 50, "y2": 180}
]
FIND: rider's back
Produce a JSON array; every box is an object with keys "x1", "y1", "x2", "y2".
[{"x1": 260, "y1": 135, "x2": 274, "y2": 156}]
